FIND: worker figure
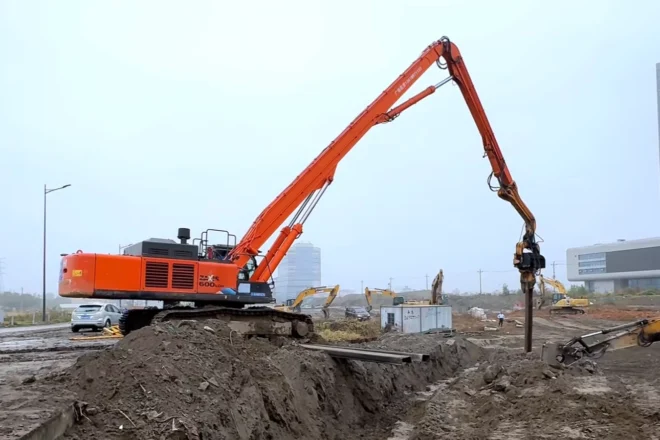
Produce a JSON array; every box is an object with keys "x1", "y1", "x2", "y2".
[{"x1": 497, "y1": 312, "x2": 505, "y2": 327}]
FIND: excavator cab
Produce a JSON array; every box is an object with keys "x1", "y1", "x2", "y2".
[{"x1": 552, "y1": 293, "x2": 565, "y2": 304}]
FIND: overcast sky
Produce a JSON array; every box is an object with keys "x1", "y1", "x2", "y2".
[{"x1": 2, "y1": 0, "x2": 659, "y2": 295}]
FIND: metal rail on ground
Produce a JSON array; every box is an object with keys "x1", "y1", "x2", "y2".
[{"x1": 299, "y1": 344, "x2": 430, "y2": 364}]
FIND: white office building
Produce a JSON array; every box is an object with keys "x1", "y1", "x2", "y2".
[
  {"x1": 567, "y1": 237, "x2": 660, "y2": 293},
  {"x1": 273, "y1": 242, "x2": 321, "y2": 304}
]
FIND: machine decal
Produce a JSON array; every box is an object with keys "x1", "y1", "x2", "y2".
[{"x1": 198, "y1": 274, "x2": 217, "y2": 287}]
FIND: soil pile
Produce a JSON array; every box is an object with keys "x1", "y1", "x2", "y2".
[
  {"x1": 315, "y1": 319, "x2": 382, "y2": 342},
  {"x1": 54, "y1": 319, "x2": 482, "y2": 440},
  {"x1": 408, "y1": 351, "x2": 660, "y2": 440}
]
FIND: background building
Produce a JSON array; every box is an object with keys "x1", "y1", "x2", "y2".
[
  {"x1": 656, "y1": 62, "x2": 659, "y2": 166},
  {"x1": 273, "y1": 241, "x2": 321, "y2": 303},
  {"x1": 567, "y1": 238, "x2": 660, "y2": 293}
]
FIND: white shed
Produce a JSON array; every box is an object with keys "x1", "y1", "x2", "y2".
[{"x1": 379, "y1": 305, "x2": 452, "y2": 333}]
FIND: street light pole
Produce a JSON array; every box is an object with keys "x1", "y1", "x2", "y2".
[{"x1": 43, "y1": 184, "x2": 71, "y2": 322}]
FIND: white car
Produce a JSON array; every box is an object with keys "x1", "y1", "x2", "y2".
[{"x1": 70, "y1": 303, "x2": 122, "y2": 332}]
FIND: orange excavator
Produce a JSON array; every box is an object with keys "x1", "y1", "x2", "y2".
[{"x1": 59, "y1": 36, "x2": 544, "y2": 337}]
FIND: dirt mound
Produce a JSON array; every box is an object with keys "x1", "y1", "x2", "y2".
[
  {"x1": 54, "y1": 319, "x2": 482, "y2": 440},
  {"x1": 315, "y1": 319, "x2": 381, "y2": 342},
  {"x1": 408, "y1": 351, "x2": 660, "y2": 440}
]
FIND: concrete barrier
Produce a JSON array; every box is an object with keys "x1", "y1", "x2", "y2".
[{"x1": 18, "y1": 404, "x2": 75, "y2": 440}]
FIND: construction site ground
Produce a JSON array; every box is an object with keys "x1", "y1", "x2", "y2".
[{"x1": 2, "y1": 305, "x2": 660, "y2": 440}]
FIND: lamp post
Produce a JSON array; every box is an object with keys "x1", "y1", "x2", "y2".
[{"x1": 43, "y1": 184, "x2": 71, "y2": 322}]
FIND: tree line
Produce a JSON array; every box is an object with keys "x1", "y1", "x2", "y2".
[{"x1": 0, "y1": 291, "x2": 68, "y2": 311}]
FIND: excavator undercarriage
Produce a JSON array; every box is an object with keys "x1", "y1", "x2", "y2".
[
  {"x1": 549, "y1": 306, "x2": 585, "y2": 316},
  {"x1": 119, "y1": 306, "x2": 314, "y2": 338}
]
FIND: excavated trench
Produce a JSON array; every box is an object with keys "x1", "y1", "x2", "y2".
[{"x1": 44, "y1": 319, "x2": 483, "y2": 440}]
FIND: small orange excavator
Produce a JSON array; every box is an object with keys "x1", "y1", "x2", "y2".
[{"x1": 59, "y1": 36, "x2": 544, "y2": 337}]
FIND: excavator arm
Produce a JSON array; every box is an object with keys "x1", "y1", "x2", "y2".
[
  {"x1": 290, "y1": 286, "x2": 335, "y2": 310},
  {"x1": 541, "y1": 276, "x2": 567, "y2": 294},
  {"x1": 364, "y1": 287, "x2": 397, "y2": 311},
  {"x1": 321, "y1": 285, "x2": 341, "y2": 308},
  {"x1": 537, "y1": 274, "x2": 567, "y2": 309},
  {"x1": 228, "y1": 36, "x2": 544, "y2": 299},
  {"x1": 287, "y1": 285, "x2": 340, "y2": 318},
  {"x1": 431, "y1": 269, "x2": 444, "y2": 305},
  {"x1": 321, "y1": 285, "x2": 341, "y2": 318},
  {"x1": 543, "y1": 319, "x2": 660, "y2": 367}
]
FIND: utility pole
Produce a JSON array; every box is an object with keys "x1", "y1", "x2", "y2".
[
  {"x1": 478, "y1": 269, "x2": 483, "y2": 294},
  {"x1": 425, "y1": 274, "x2": 429, "y2": 290},
  {"x1": 43, "y1": 183, "x2": 72, "y2": 322},
  {"x1": 388, "y1": 277, "x2": 393, "y2": 291},
  {"x1": 552, "y1": 261, "x2": 557, "y2": 279},
  {"x1": 0, "y1": 258, "x2": 5, "y2": 294}
]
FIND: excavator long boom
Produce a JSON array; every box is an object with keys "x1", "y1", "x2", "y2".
[
  {"x1": 290, "y1": 285, "x2": 339, "y2": 310},
  {"x1": 431, "y1": 269, "x2": 444, "y2": 305},
  {"x1": 539, "y1": 275, "x2": 567, "y2": 294},
  {"x1": 229, "y1": 36, "x2": 544, "y2": 298},
  {"x1": 364, "y1": 287, "x2": 397, "y2": 310}
]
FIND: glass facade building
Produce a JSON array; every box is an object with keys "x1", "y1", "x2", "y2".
[
  {"x1": 567, "y1": 238, "x2": 660, "y2": 293},
  {"x1": 273, "y1": 242, "x2": 321, "y2": 304}
]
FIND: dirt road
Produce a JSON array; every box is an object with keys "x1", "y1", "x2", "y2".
[
  {"x1": 0, "y1": 326, "x2": 117, "y2": 440},
  {"x1": 0, "y1": 323, "x2": 69, "y2": 335},
  {"x1": 385, "y1": 314, "x2": 660, "y2": 439},
  {"x1": 3, "y1": 312, "x2": 660, "y2": 439}
]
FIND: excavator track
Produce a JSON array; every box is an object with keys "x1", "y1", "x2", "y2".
[
  {"x1": 549, "y1": 307, "x2": 586, "y2": 316},
  {"x1": 119, "y1": 306, "x2": 315, "y2": 338}
]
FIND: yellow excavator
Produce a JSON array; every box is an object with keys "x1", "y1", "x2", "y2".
[
  {"x1": 274, "y1": 285, "x2": 340, "y2": 318},
  {"x1": 409, "y1": 269, "x2": 446, "y2": 305},
  {"x1": 364, "y1": 287, "x2": 401, "y2": 311},
  {"x1": 431, "y1": 269, "x2": 444, "y2": 305},
  {"x1": 537, "y1": 275, "x2": 590, "y2": 315},
  {"x1": 389, "y1": 269, "x2": 447, "y2": 307},
  {"x1": 543, "y1": 318, "x2": 660, "y2": 367}
]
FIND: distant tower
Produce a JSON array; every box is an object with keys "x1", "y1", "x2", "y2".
[
  {"x1": 274, "y1": 242, "x2": 322, "y2": 304},
  {"x1": 657, "y1": 63, "x2": 660, "y2": 175}
]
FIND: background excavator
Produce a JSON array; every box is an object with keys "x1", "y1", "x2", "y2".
[
  {"x1": 58, "y1": 36, "x2": 544, "y2": 340},
  {"x1": 537, "y1": 275, "x2": 590, "y2": 315},
  {"x1": 274, "y1": 285, "x2": 340, "y2": 318},
  {"x1": 396, "y1": 269, "x2": 446, "y2": 306},
  {"x1": 364, "y1": 287, "x2": 400, "y2": 311},
  {"x1": 431, "y1": 269, "x2": 444, "y2": 305},
  {"x1": 543, "y1": 318, "x2": 660, "y2": 367}
]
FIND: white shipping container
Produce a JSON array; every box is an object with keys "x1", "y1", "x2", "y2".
[{"x1": 379, "y1": 305, "x2": 452, "y2": 333}]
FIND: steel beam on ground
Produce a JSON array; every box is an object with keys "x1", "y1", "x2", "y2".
[
  {"x1": 344, "y1": 347, "x2": 430, "y2": 362},
  {"x1": 299, "y1": 344, "x2": 412, "y2": 364}
]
